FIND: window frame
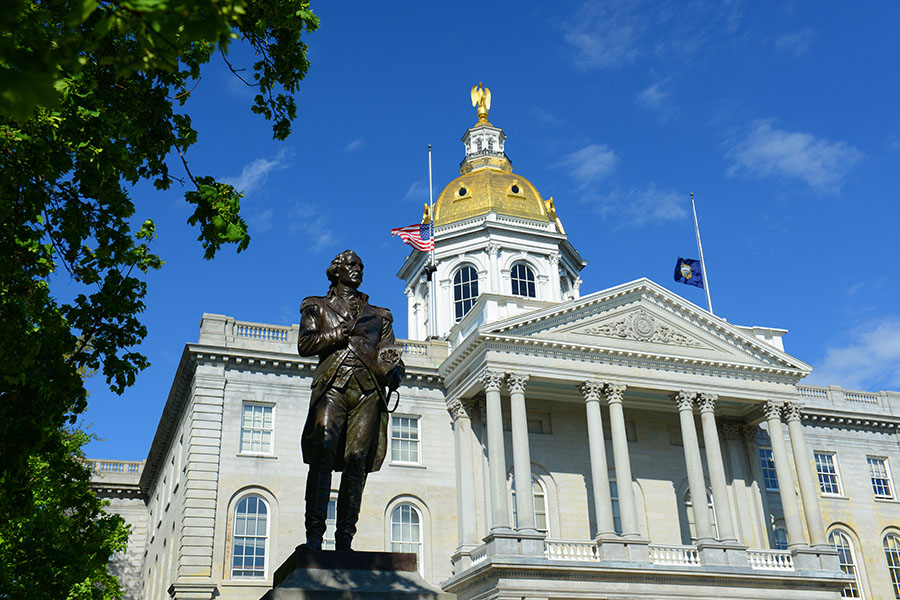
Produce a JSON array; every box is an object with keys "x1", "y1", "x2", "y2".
[
  {"x1": 884, "y1": 532, "x2": 900, "y2": 598},
  {"x1": 510, "y1": 262, "x2": 537, "y2": 298},
  {"x1": 452, "y1": 265, "x2": 479, "y2": 323},
  {"x1": 390, "y1": 503, "x2": 424, "y2": 576},
  {"x1": 759, "y1": 447, "x2": 779, "y2": 491},
  {"x1": 814, "y1": 451, "x2": 844, "y2": 496},
  {"x1": 683, "y1": 488, "x2": 718, "y2": 543},
  {"x1": 230, "y1": 494, "x2": 270, "y2": 579},
  {"x1": 829, "y1": 529, "x2": 863, "y2": 598},
  {"x1": 867, "y1": 456, "x2": 895, "y2": 499},
  {"x1": 389, "y1": 414, "x2": 422, "y2": 466},
  {"x1": 239, "y1": 402, "x2": 275, "y2": 456}
]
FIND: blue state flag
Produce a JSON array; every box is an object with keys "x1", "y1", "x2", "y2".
[{"x1": 674, "y1": 257, "x2": 704, "y2": 289}]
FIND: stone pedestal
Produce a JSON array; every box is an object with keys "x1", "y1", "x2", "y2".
[{"x1": 261, "y1": 547, "x2": 452, "y2": 600}]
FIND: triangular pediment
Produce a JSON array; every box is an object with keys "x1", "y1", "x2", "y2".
[{"x1": 477, "y1": 278, "x2": 810, "y2": 375}]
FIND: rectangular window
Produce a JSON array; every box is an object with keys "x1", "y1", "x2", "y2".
[
  {"x1": 390, "y1": 416, "x2": 420, "y2": 464},
  {"x1": 610, "y1": 480, "x2": 622, "y2": 534},
  {"x1": 240, "y1": 404, "x2": 273, "y2": 454},
  {"x1": 868, "y1": 456, "x2": 895, "y2": 499},
  {"x1": 815, "y1": 452, "x2": 842, "y2": 495},
  {"x1": 759, "y1": 447, "x2": 779, "y2": 491}
]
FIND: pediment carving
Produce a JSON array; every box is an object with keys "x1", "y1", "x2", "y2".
[{"x1": 581, "y1": 309, "x2": 701, "y2": 348}]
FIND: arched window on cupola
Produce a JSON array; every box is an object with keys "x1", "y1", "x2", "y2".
[
  {"x1": 453, "y1": 265, "x2": 479, "y2": 322},
  {"x1": 510, "y1": 262, "x2": 536, "y2": 298}
]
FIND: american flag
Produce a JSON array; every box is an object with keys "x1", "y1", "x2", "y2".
[{"x1": 390, "y1": 222, "x2": 434, "y2": 251}]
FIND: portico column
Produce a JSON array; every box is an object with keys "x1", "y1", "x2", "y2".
[
  {"x1": 482, "y1": 370, "x2": 510, "y2": 531},
  {"x1": 697, "y1": 394, "x2": 737, "y2": 542},
  {"x1": 784, "y1": 402, "x2": 827, "y2": 547},
  {"x1": 605, "y1": 383, "x2": 638, "y2": 537},
  {"x1": 507, "y1": 373, "x2": 536, "y2": 531},
  {"x1": 487, "y1": 243, "x2": 500, "y2": 294},
  {"x1": 675, "y1": 391, "x2": 715, "y2": 543},
  {"x1": 405, "y1": 287, "x2": 416, "y2": 340},
  {"x1": 581, "y1": 382, "x2": 616, "y2": 537},
  {"x1": 449, "y1": 398, "x2": 478, "y2": 547},
  {"x1": 763, "y1": 400, "x2": 806, "y2": 548}
]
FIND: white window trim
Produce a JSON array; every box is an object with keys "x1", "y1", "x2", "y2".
[
  {"x1": 759, "y1": 447, "x2": 779, "y2": 492},
  {"x1": 815, "y1": 451, "x2": 844, "y2": 497},
  {"x1": 389, "y1": 414, "x2": 422, "y2": 466},
  {"x1": 230, "y1": 494, "x2": 271, "y2": 580},
  {"x1": 239, "y1": 402, "x2": 275, "y2": 457},
  {"x1": 829, "y1": 529, "x2": 864, "y2": 598},
  {"x1": 867, "y1": 456, "x2": 895, "y2": 500},
  {"x1": 388, "y1": 502, "x2": 425, "y2": 577}
]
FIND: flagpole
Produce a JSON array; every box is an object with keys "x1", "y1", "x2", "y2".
[
  {"x1": 691, "y1": 192, "x2": 714, "y2": 315},
  {"x1": 427, "y1": 145, "x2": 437, "y2": 338}
]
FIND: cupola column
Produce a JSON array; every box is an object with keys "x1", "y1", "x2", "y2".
[
  {"x1": 697, "y1": 394, "x2": 738, "y2": 542},
  {"x1": 507, "y1": 373, "x2": 537, "y2": 532},
  {"x1": 784, "y1": 402, "x2": 827, "y2": 547},
  {"x1": 605, "y1": 383, "x2": 639, "y2": 537},
  {"x1": 481, "y1": 370, "x2": 510, "y2": 532},
  {"x1": 675, "y1": 391, "x2": 715, "y2": 543},
  {"x1": 763, "y1": 400, "x2": 806, "y2": 548},
  {"x1": 581, "y1": 382, "x2": 616, "y2": 538},
  {"x1": 487, "y1": 243, "x2": 500, "y2": 294}
]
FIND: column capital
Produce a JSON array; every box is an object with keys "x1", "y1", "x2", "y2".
[
  {"x1": 697, "y1": 393, "x2": 718, "y2": 414},
  {"x1": 783, "y1": 401, "x2": 805, "y2": 422},
  {"x1": 604, "y1": 382, "x2": 626, "y2": 404},
  {"x1": 447, "y1": 398, "x2": 471, "y2": 422},
  {"x1": 549, "y1": 252, "x2": 560, "y2": 266},
  {"x1": 404, "y1": 287, "x2": 415, "y2": 298},
  {"x1": 486, "y1": 242, "x2": 501, "y2": 256},
  {"x1": 719, "y1": 421, "x2": 745, "y2": 440},
  {"x1": 581, "y1": 381, "x2": 605, "y2": 403},
  {"x1": 674, "y1": 390, "x2": 696, "y2": 411},
  {"x1": 481, "y1": 370, "x2": 504, "y2": 392},
  {"x1": 506, "y1": 373, "x2": 529, "y2": 394},
  {"x1": 762, "y1": 400, "x2": 783, "y2": 421}
]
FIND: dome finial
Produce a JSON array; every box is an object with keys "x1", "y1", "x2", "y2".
[{"x1": 471, "y1": 82, "x2": 491, "y2": 124}]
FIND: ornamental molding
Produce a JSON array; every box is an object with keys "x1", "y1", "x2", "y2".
[
  {"x1": 447, "y1": 398, "x2": 469, "y2": 421},
  {"x1": 582, "y1": 309, "x2": 702, "y2": 348}
]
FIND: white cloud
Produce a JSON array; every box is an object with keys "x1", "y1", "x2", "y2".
[
  {"x1": 728, "y1": 120, "x2": 863, "y2": 192},
  {"x1": 247, "y1": 208, "x2": 274, "y2": 234},
  {"x1": 563, "y1": 0, "x2": 646, "y2": 70},
  {"x1": 559, "y1": 144, "x2": 618, "y2": 187},
  {"x1": 636, "y1": 80, "x2": 677, "y2": 120},
  {"x1": 289, "y1": 202, "x2": 336, "y2": 252},
  {"x1": 774, "y1": 28, "x2": 813, "y2": 57},
  {"x1": 344, "y1": 138, "x2": 364, "y2": 153},
  {"x1": 403, "y1": 180, "x2": 428, "y2": 202},
  {"x1": 589, "y1": 185, "x2": 689, "y2": 227},
  {"x1": 223, "y1": 148, "x2": 291, "y2": 195},
  {"x1": 806, "y1": 319, "x2": 900, "y2": 391},
  {"x1": 887, "y1": 135, "x2": 900, "y2": 151}
]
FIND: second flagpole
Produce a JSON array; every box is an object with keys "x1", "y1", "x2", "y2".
[{"x1": 691, "y1": 192, "x2": 714, "y2": 315}]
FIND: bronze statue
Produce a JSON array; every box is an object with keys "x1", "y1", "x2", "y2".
[{"x1": 297, "y1": 250, "x2": 405, "y2": 551}]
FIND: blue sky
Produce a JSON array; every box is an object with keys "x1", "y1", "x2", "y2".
[{"x1": 82, "y1": 2, "x2": 900, "y2": 459}]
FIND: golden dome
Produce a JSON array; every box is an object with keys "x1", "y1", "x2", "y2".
[{"x1": 433, "y1": 166, "x2": 551, "y2": 226}]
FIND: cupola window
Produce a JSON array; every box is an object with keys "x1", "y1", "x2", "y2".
[
  {"x1": 453, "y1": 265, "x2": 479, "y2": 322},
  {"x1": 511, "y1": 263, "x2": 536, "y2": 298}
]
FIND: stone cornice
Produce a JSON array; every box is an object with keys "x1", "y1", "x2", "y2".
[{"x1": 803, "y1": 412, "x2": 900, "y2": 432}]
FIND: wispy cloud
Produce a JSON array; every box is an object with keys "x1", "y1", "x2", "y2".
[
  {"x1": 344, "y1": 138, "x2": 364, "y2": 153},
  {"x1": 586, "y1": 185, "x2": 688, "y2": 227},
  {"x1": 806, "y1": 318, "x2": 900, "y2": 391},
  {"x1": 562, "y1": 0, "x2": 742, "y2": 70},
  {"x1": 636, "y1": 80, "x2": 677, "y2": 120},
  {"x1": 290, "y1": 202, "x2": 336, "y2": 252},
  {"x1": 774, "y1": 28, "x2": 813, "y2": 57},
  {"x1": 559, "y1": 144, "x2": 618, "y2": 187},
  {"x1": 727, "y1": 120, "x2": 863, "y2": 192},
  {"x1": 247, "y1": 208, "x2": 274, "y2": 234},
  {"x1": 887, "y1": 135, "x2": 900, "y2": 151},
  {"x1": 223, "y1": 148, "x2": 291, "y2": 195},
  {"x1": 529, "y1": 105, "x2": 565, "y2": 126},
  {"x1": 403, "y1": 180, "x2": 428, "y2": 202}
]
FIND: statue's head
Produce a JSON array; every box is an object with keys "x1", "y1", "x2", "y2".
[{"x1": 327, "y1": 250, "x2": 364, "y2": 289}]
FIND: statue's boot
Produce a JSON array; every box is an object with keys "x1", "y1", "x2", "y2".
[
  {"x1": 335, "y1": 472, "x2": 367, "y2": 551},
  {"x1": 303, "y1": 466, "x2": 332, "y2": 550}
]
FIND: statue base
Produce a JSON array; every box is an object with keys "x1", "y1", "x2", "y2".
[{"x1": 261, "y1": 547, "x2": 453, "y2": 599}]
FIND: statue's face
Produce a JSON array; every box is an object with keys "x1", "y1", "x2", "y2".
[{"x1": 335, "y1": 253, "x2": 363, "y2": 289}]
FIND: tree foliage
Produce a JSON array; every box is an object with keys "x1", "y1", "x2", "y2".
[
  {"x1": 0, "y1": 0, "x2": 318, "y2": 594},
  {"x1": 0, "y1": 429, "x2": 130, "y2": 599},
  {"x1": 0, "y1": 0, "x2": 318, "y2": 479}
]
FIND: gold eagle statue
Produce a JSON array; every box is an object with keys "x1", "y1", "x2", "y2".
[{"x1": 471, "y1": 82, "x2": 491, "y2": 124}]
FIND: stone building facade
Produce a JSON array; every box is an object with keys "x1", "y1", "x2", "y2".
[{"x1": 92, "y1": 98, "x2": 900, "y2": 599}]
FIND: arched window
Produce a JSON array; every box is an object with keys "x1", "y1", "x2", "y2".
[
  {"x1": 453, "y1": 265, "x2": 479, "y2": 322},
  {"x1": 391, "y1": 504, "x2": 423, "y2": 575},
  {"x1": 510, "y1": 475, "x2": 548, "y2": 532},
  {"x1": 231, "y1": 495, "x2": 269, "y2": 578},
  {"x1": 510, "y1": 263, "x2": 536, "y2": 298},
  {"x1": 773, "y1": 526, "x2": 789, "y2": 550},
  {"x1": 683, "y1": 488, "x2": 717, "y2": 543},
  {"x1": 829, "y1": 530, "x2": 862, "y2": 597},
  {"x1": 884, "y1": 533, "x2": 900, "y2": 598}
]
